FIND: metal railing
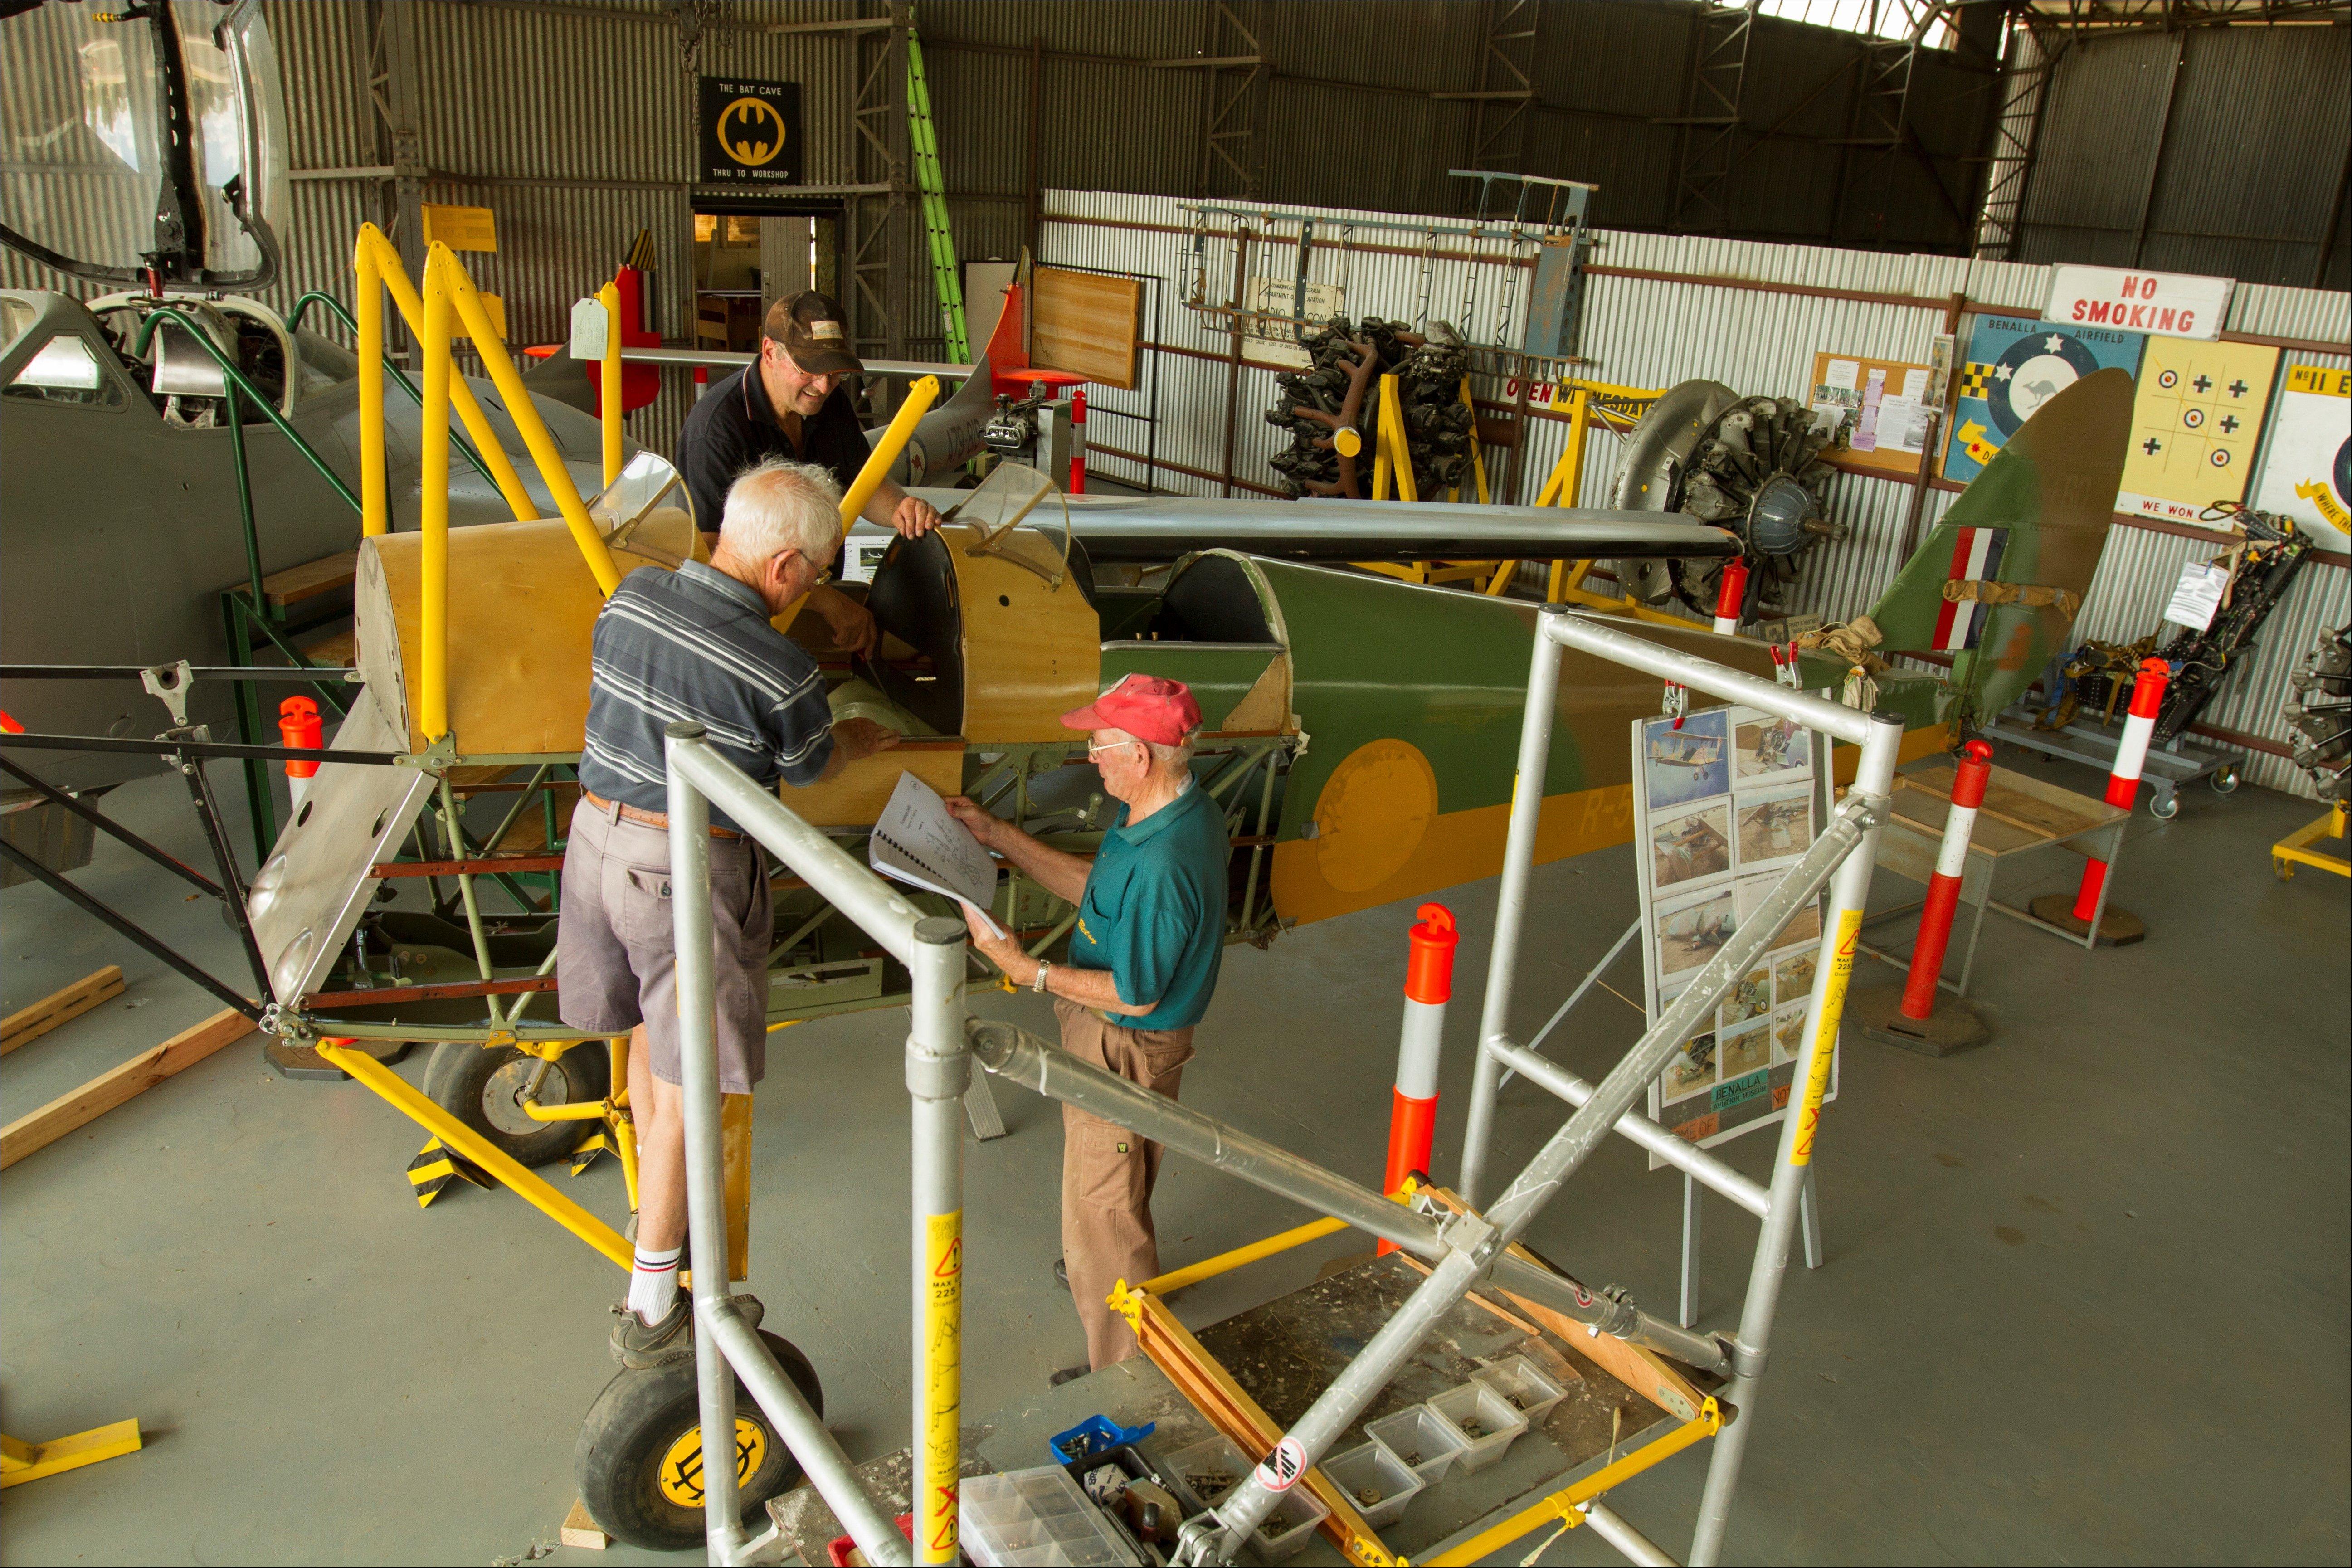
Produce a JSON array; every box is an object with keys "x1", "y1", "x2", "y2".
[
  {"x1": 664, "y1": 722, "x2": 958, "y2": 1566},
  {"x1": 660, "y1": 608, "x2": 1901, "y2": 1565}
]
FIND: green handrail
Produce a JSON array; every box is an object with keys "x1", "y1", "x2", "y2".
[{"x1": 287, "y1": 290, "x2": 502, "y2": 490}]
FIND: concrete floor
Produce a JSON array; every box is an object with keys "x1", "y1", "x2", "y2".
[{"x1": 2, "y1": 745, "x2": 2345, "y2": 1565}]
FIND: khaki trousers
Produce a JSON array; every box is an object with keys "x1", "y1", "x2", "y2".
[{"x1": 1055, "y1": 996, "x2": 1196, "y2": 1370}]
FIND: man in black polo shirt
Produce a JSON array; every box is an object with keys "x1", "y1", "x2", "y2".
[{"x1": 676, "y1": 291, "x2": 942, "y2": 659}]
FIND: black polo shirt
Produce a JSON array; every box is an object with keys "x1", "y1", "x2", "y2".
[{"x1": 676, "y1": 365, "x2": 871, "y2": 564}]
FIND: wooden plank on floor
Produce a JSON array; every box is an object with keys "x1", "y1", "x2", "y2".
[
  {"x1": 1, "y1": 965, "x2": 124, "y2": 1055},
  {"x1": 0, "y1": 1008, "x2": 253, "y2": 1169},
  {"x1": 256, "y1": 550, "x2": 358, "y2": 608}
]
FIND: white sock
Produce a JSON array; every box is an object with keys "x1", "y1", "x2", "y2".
[{"x1": 628, "y1": 1243, "x2": 682, "y2": 1325}]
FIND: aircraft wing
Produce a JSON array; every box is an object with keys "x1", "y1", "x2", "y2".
[{"x1": 907, "y1": 488, "x2": 1743, "y2": 565}]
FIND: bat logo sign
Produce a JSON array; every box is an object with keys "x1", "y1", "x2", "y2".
[{"x1": 719, "y1": 96, "x2": 787, "y2": 167}]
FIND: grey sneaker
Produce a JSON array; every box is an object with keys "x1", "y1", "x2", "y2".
[
  {"x1": 606, "y1": 1293, "x2": 766, "y2": 1371},
  {"x1": 609, "y1": 1298, "x2": 693, "y2": 1370}
]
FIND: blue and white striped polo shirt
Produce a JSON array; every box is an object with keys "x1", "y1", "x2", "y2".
[{"x1": 577, "y1": 560, "x2": 835, "y2": 832}]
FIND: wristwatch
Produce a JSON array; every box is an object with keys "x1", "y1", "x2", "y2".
[{"x1": 1032, "y1": 960, "x2": 1052, "y2": 994}]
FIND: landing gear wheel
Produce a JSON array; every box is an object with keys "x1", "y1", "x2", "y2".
[
  {"x1": 2211, "y1": 765, "x2": 2240, "y2": 794},
  {"x1": 575, "y1": 1328, "x2": 823, "y2": 1552},
  {"x1": 424, "y1": 1041, "x2": 609, "y2": 1168},
  {"x1": 2149, "y1": 790, "x2": 2181, "y2": 820}
]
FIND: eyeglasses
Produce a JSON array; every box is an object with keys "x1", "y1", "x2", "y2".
[{"x1": 1086, "y1": 739, "x2": 1143, "y2": 759}]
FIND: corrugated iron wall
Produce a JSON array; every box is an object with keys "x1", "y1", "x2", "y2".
[
  {"x1": 1042, "y1": 187, "x2": 2351, "y2": 798},
  {"x1": 2014, "y1": 23, "x2": 2352, "y2": 289}
]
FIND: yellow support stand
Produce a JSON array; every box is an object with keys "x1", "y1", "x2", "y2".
[
  {"x1": 597, "y1": 280, "x2": 625, "y2": 490},
  {"x1": 0, "y1": 1420, "x2": 142, "y2": 1489},
  {"x1": 2273, "y1": 800, "x2": 2349, "y2": 880}
]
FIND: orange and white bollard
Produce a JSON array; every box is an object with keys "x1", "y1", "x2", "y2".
[
  {"x1": 279, "y1": 695, "x2": 323, "y2": 809},
  {"x1": 1067, "y1": 385, "x2": 1088, "y2": 495},
  {"x1": 2027, "y1": 657, "x2": 2167, "y2": 945},
  {"x1": 1378, "y1": 903, "x2": 1456, "y2": 1254},
  {"x1": 1859, "y1": 740, "x2": 1996, "y2": 1055},
  {"x1": 1712, "y1": 559, "x2": 1748, "y2": 635}
]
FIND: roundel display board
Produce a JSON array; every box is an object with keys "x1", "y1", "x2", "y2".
[{"x1": 1943, "y1": 313, "x2": 2145, "y2": 487}]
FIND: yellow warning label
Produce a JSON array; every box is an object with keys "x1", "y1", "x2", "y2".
[
  {"x1": 420, "y1": 203, "x2": 497, "y2": 253},
  {"x1": 921, "y1": 1208, "x2": 963, "y2": 1562},
  {"x1": 1790, "y1": 908, "x2": 1862, "y2": 1166},
  {"x1": 2284, "y1": 364, "x2": 2351, "y2": 398}
]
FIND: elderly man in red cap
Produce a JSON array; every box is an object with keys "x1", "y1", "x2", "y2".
[{"x1": 947, "y1": 675, "x2": 1230, "y2": 1376}]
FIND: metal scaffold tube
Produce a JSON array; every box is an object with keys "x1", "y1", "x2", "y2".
[
  {"x1": 665, "y1": 725, "x2": 910, "y2": 1566},
  {"x1": 907, "y1": 917, "x2": 969, "y2": 1565},
  {"x1": 1688, "y1": 707, "x2": 1904, "y2": 1568}
]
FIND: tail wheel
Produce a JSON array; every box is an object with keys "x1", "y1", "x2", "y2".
[
  {"x1": 575, "y1": 1329, "x2": 823, "y2": 1552},
  {"x1": 424, "y1": 1041, "x2": 609, "y2": 1168}
]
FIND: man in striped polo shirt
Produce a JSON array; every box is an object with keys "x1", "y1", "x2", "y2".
[{"x1": 560, "y1": 456, "x2": 898, "y2": 1367}]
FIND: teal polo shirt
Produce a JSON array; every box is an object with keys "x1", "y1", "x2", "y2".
[{"x1": 1066, "y1": 780, "x2": 1229, "y2": 1031}]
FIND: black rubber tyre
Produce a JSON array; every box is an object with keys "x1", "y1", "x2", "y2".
[
  {"x1": 574, "y1": 1329, "x2": 823, "y2": 1552},
  {"x1": 425, "y1": 1042, "x2": 609, "y2": 1169}
]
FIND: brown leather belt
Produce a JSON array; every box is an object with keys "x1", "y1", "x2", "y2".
[{"x1": 581, "y1": 788, "x2": 745, "y2": 841}]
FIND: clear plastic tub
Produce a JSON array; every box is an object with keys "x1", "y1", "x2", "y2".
[
  {"x1": 1364, "y1": 1403, "x2": 1472, "y2": 1487},
  {"x1": 1320, "y1": 1439, "x2": 1424, "y2": 1529},
  {"x1": 1160, "y1": 1432, "x2": 1253, "y2": 1515},
  {"x1": 1426, "y1": 1381, "x2": 1530, "y2": 1473},
  {"x1": 1473, "y1": 1352, "x2": 1568, "y2": 1426},
  {"x1": 1246, "y1": 1485, "x2": 1329, "y2": 1563},
  {"x1": 958, "y1": 1463, "x2": 1135, "y2": 1567}
]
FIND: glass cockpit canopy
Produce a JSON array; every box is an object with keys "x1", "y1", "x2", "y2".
[{"x1": 0, "y1": 0, "x2": 289, "y2": 287}]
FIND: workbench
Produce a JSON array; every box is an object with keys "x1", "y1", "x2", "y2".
[{"x1": 768, "y1": 1252, "x2": 1698, "y2": 1564}]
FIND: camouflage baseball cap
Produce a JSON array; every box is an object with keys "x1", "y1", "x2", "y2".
[{"x1": 763, "y1": 290, "x2": 863, "y2": 378}]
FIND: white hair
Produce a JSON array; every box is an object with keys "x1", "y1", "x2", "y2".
[
  {"x1": 1100, "y1": 726, "x2": 1198, "y2": 770},
  {"x1": 720, "y1": 457, "x2": 842, "y2": 565}
]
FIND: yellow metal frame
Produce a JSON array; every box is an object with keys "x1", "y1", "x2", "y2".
[
  {"x1": 1370, "y1": 373, "x2": 1418, "y2": 504},
  {"x1": 0, "y1": 1421, "x2": 141, "y2": 1489},
  {"x1": 771, "y1": 375, "x2": 940, "y2": 636},
  {"x1": 319, "y1": 1038, "x2": 634, "y2": 1270},
  {"x1": 1526, "y1": 385, "x2": 1700, "y2": 629},
  {"x1": 1422, "y1": 1397, "x2": 1724, "y2": 1566},
  {"x1": 598, "y1": 281, "x2": 625, "y2": 489},
  {"x1": 2273, "y1": 799, "x2": 2349, "y2": 879}
]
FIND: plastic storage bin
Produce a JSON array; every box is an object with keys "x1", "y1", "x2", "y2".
[
  {"x1": 1245, "y1": 1484, "x2": 1329, "y2": 1563},
  {"x1": 1473, "y1": 1352, "x2": 1568, "y2": 1426},
  {"x1": 1320, "y1": 1440, "x2": 1424, "y2": 1529},
  {"x1": 958, "y1": 1463, "x2": 1135, "y2": 1567},
  {"x1": 1426, "y1": 1381, "x2": 1530, "y2": 1473},
  {"x1": 1160, "y1": 1432, "x2": 1252, "y2": 1515},
  {"x1": 1363, "y1": 1403, "x2": 1473, "y2": 1487}
]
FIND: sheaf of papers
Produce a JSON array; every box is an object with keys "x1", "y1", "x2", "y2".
[{"x1": 869, "y1": 770, "x2": 1007, "y2": 937}]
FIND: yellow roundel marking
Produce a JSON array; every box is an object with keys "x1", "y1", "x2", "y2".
[
  {"x1": 658, "y1": 1416, "x2": 766, "y2": 1508},
  {"x1": 719, "y1": 97, "x2": 788, "y2": 167},
  {"x1": 1313, "y1": 739, "x2": 1438, "y2": 894}
]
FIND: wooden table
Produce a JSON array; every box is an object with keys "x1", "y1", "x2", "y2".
[{"x1": 1859, "y1": 759, "x2": 2133, "y2": 993}]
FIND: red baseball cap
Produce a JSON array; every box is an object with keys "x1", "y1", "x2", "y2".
[{"x1": 1062, "y1": 674, "x2": 1202, "y2": 747}]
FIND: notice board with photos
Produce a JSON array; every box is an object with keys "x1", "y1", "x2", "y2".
[
  {"x1": 1635, "y1": 703, "x2": 1837, "y2": 1162},
  {"x1": 1808, "y1": 351, "x2": 1937, "y2": 477}
]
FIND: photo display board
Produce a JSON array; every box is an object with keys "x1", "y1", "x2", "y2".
[
  {"x1": 1808, "y1": 351, "x2": 1937, "y2": 477},
  {"x1": 1634, "y1": 704, "x2": 1836, "y2": 1161}
]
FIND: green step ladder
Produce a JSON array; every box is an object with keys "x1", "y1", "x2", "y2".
[{"x1": 906, "y1": 20, "x2": 967, "y2": 363}]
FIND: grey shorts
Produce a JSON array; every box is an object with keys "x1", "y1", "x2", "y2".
[{"x1": 555, "y1": 797, "x2": 773, "y2": 1093}]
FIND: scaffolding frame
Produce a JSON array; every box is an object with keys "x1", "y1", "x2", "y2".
[{"x1": 660, "y1": 606, "x2": 1902, "y2": 1566}]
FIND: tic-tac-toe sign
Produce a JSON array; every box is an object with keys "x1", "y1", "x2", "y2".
[
  {"x1": 2115, "y1": 336, "x2": 2280, "y2": 528},
  {"x1": 1943, "y1": 314, "x2": 2146, "y2": 485}
]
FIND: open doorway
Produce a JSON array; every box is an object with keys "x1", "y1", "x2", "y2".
[{"x1": 690, "y1": 208, "x2": 830, "y2": 354}]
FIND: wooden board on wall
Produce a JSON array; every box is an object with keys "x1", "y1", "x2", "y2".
[
  {"x1": 1031, "y1": 267, "x2": 1141, "y2": 390},
  {"x1": 1809, "y1": 350, "x2": 1936, "y2": 478}
]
